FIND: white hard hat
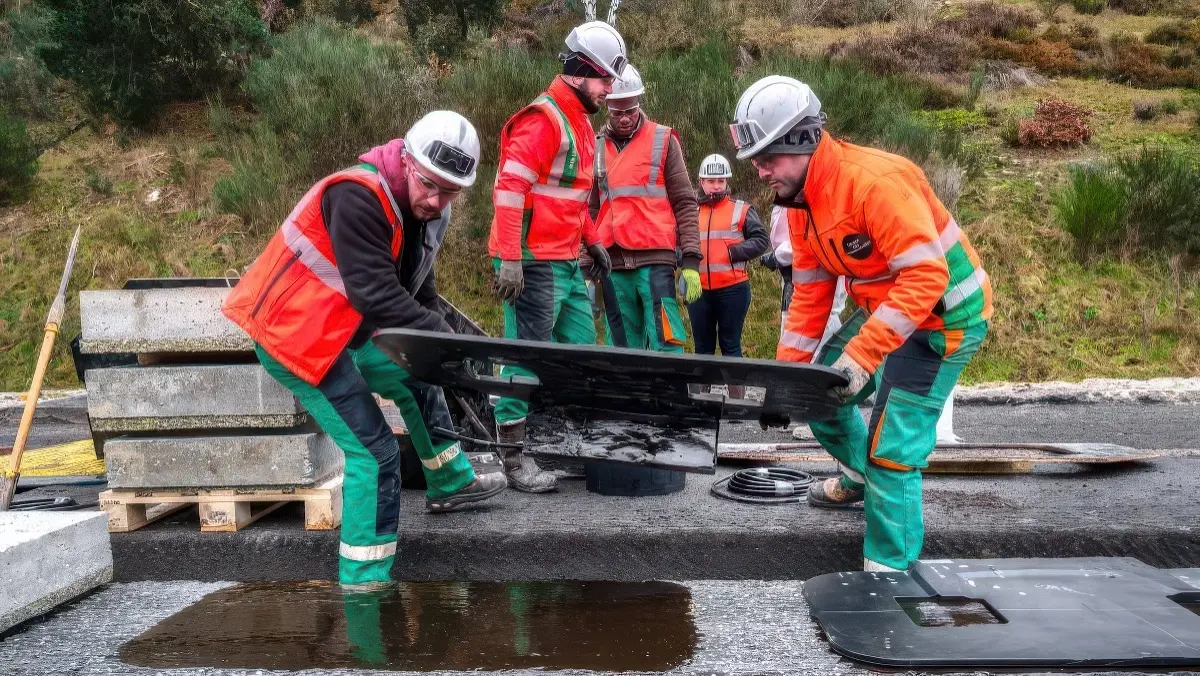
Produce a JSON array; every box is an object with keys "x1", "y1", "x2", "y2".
[
  {"x1": 608, "y1": 63, "x2": 644, "y2": 100},
  {"x1": 564, "y1": 21, "x2": 628, "y2": 80},
  {"x1": 698, "y1": 153, "x2": 733, "y2": 178},
  {"x1": 404, "y1": 110, "x2": 480, "y2": 188},
  {"x1": 730, "y1": 76, "x2": 823, "y2": 161}
]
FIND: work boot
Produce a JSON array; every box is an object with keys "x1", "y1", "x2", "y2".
[
  {"x1": 806, "y1": 477, "x2": 865, "y2": 510},
  {"x1": 425, "y1": 472, "x2": 507, "y2": 513},
  {"x1": 497, "y1": 421, "x2": 558, "y2": 493}
]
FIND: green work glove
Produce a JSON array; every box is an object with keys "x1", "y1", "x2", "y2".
[{"x1": 680, "y1": 269, "x2": 702, "y2": 304}]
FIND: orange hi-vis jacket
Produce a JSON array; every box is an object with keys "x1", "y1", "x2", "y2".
[
  {"x1": 777, "y1": 136, "x2": 993, "y2": 372},
  {"x1": 488, "y1": 77, "x2": 599, "y2": 261},
  {"x1": 698, "y1": 195, "x2": 751, "y2": 291},
  {"x1": 595, "y1": 120, "x2": 679, "y2": 251},
  {"x1": 223, "y1": 167, "x2": 403, "y2": 385}
]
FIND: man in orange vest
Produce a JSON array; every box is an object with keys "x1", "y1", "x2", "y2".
[
  {"x1": 731, "y1": 76, "x2": 993, "y2": 572},
  {"x1": 488, "y1": 21, "x2": 628, "y2": 493},
  {"x1": 688, "y1": 153, "x2": 771, "y2": 398},
  {"x1": 223, "y1": 111, "x2": 507, "y2": 589},
  {"x1": 588, "y1": 63, "x2": 703, "y2": 354}
]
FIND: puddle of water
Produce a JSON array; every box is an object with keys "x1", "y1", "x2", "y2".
[
  {"x1": 896, "y1": 596, "x2": 1005, "y2": 627},
  {"x1": 120, "y1": 580, "x2": 697, "y2": 672}
]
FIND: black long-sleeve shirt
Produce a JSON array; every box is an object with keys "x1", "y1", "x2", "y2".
[{"x1": 321, "y1": 181, "x2": 450, "y2": 347}]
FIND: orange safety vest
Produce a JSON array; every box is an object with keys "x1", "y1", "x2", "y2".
[
  {"x1": 595, "y1": 121, "x2": 678, "y2": 251},
  {"x1": 223, "y1": 167, "x2": 403, "y2": 385},
  {"x1": 698, "y1": 196, "x2": 750, "y2": 291},
  {"x1": 490, "y1": 88, "x2": 593, "y2": 260}
]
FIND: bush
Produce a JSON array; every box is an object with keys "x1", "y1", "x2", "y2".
[
  {"x1": 1055, "y1": 164, "x2": 1129, "y2": 258},
  {"x1": 212, "y1": 19, "x2": 434, "y2": 229},
  {"x1": 38, "y1": 0, "x2": 267, "y2": 127},
  {"x1": 0, "y1": 4, "x2": 58, "y2": 119},
  {"x1": 1160, "y1": 98, "x2": 1183, "y2": 114},
  {"x1": 950, "y1": 2, "x2": 1040, "y2": 40},
  {"x1": 1018, "y1": 97, "x2": 1094, "y2": 147},
  {"x1": 1055, "y1": 147, "x2": 1200, "y2": 259},
  {"x1": 1036, "y1": 0, "x2": 1067, "y2": 20},
  {"x1": 1145, "y1": 19, "x2": 1200, "y2": 47},
  {"x1": 833, "y1": 25, "x2": 980, "y2": 75},
  {"x1": 1071, "y1": 0, "x2": 1107, "y2": 14},
  {"x1": 403, "y1": 0, "x2": 506, "y2": 57},
  {"x1": 308, "y1": 0, "x2": 376, "y2": 24},
  {"x1": 0, "y1": 108, "x2": 38, "y2": 205},
  {"x1": 1108, "y1": 35, "x2": 1199, "y2": 88},
  {"x1": 1133, "y1": 99, "x2": 1160, "y2": 119}
]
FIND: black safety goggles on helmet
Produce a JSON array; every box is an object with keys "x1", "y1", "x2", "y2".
[
  {"x1": 561, "y1": 51, "x2": 625, "y2": 79},
  {"x1": 426, "y1": 139, "x2": 475, "y2": 180}
]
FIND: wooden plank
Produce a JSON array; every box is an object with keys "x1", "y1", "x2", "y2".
[
  {"x1": 101, "y1": 475, "x2": 342, "y2": 505},
  {"x1": 101, "y1": 500, "x2": 188, "y2": 533}
]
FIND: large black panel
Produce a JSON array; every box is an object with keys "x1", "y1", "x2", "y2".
[{"x1": 805, "y1": 557, "x2": 1200, "y2": 668}]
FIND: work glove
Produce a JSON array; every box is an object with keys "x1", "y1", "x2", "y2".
[
  {"x1": 680, "y1": 269, "x2": 703, "y2": 304},
  {"x1": 585, "y1": 243, "x2": 612, "y2": 278},
  {"x1": 761, "y1": 252, "x2": 779, "y2": 270},
  {"x1": 831, "y1": 352, "x2": 872, "y2": 403},
  {"x1": 493, "y1": 260, "x2": 524, "y2": 303}
]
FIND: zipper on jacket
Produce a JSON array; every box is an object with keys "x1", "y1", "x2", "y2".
[
  {"x1": 800, "y1": 205, "x2": 838, "y2": 273},
  {"x1": 250, "y1": 252, "x2": 300, "y2": 317},
  {"x1": 827, "y1": 237, "x2": 851, "y2": 275}
]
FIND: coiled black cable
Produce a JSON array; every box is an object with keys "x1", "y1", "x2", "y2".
[{"x1": 710, "y1": 467, "x2": 816, "y2": 505}]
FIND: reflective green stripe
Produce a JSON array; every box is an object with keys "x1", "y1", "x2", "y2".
[{"x1": 538, "y1": 96, "x2": 581, "y2": 187}]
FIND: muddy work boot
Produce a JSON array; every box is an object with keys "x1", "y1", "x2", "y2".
[
  {"x1": 426, "y1": 472, "x2": 507, "y2": 513},
  {"x1": 497, "y1": 421, "x2": 558, "y2": 493},
  {"x1": 807, "y1": 476, "x2": 865, "y2": 510}
]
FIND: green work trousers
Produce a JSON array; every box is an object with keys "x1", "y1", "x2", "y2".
[
  {"x1": 493, "y1": 259, "x2": 597, "y2": 425},
  {"x1": 810, "y1": 310, "x2": 988, "y2": 570},
  {"x1": 257, "y1": 342, "x2": 476, "y2": 586},
  {"x1": 599, "y1": 265, "x2": 688, "y2": 354}
]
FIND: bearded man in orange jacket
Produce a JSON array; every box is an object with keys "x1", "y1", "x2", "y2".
[
  {"x1": 487, "y1": 21, "x2": 628, "y2": 493},
  {"x1": 731, "y1": 76, "x2": 993, "y2": 572}
]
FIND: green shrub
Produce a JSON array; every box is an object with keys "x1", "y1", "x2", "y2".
[
  {"x1": 38, "y1": 0, "x2": 267, "y2": 127},
  {"x1": 1117, "y1": 147, "x2": 1200, "y2": 255},
  {"x1": 0, "y1": 4, "x2": 58, "y2": 119},
  {"x1": 308, "y1": 0, "x2": 376, "y2": 24},
  {"x1": 1037, "y1": 0, "x2": 1067, "y2": 20},
  {"x1": 1160, "y1": 98, "x2": 1183, "y2": 114},
  {"x1": 1056, "y1": 147, "x2": 1200, "y2": 259},
  {"x1": 403, "y1": 0, "x2": 506, "y2": 57},
  {"x1": 1145, "y1": 19, "x2": 1200, "y2": 46},
  {"x1": 213, "y1": 19, "x2": 433, "y2": 229},
  {"x1": 0, "y1": 108, "x2": 38, "y2": 204},
  {"x1": 1055, "y1": 165, "x2": 1129, "y2": 257},
  {"x1": 1071, "y1": 0, "x2": 1107, "y2": 14}
]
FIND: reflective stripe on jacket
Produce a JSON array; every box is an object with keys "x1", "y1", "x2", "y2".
[
  {"x1": 595, "y1": 121, "x2": 678, "y2": 251},
  {"x1": 223, "y1": 167, "x2": 402, "y2": 385},
  {"x1": 698, "y1": 196, "x2": 750, "y2": 290},
  {"x1": 488, "y1": 77, "x2": 598, "y2": 261},
  {"x1": 777, "y1": 136, "x2": 993, "y2": 370}
]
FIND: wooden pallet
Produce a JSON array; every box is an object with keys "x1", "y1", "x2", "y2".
[{"x1": 99, "y1": 475, "x2": 343, "y2": 533}]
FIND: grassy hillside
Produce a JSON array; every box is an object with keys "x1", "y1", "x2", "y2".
[{"x1": 1, "y1": 0, "x2": 1198, "y2": 390}]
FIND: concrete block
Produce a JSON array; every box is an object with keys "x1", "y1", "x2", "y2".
[
  {"x1": 0, "y1": 512, "x2": 113, "y2": 633},
  {"x1": 104, "y1": 433, "x2": 343, "y2": 489},
  {"x1": 79, "y1": 287, "x2": 252, "y2": 354},
  {"x1": 85, "y1": 364, "x2": 305, "y2": 432}
]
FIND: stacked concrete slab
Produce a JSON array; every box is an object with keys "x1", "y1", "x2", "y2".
[{"x1": 80, "y1": 286, "x2": 342, "y2": 490}]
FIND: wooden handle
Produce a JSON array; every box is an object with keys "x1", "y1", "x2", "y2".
[{"x1": 6, "y1": 325, "x2": 58, "y2": 475}]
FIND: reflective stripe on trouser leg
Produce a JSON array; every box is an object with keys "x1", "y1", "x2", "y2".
[
  {"x1": 862, "y1": 323, "x2": 988, "y2": 570},
  {"x1": 647, "y1": 265, "x2": 687, "y2": 354},
  {"x1": 353, "y1": 342, "x2": 475, "y2": 499},
  {"x1": 808, "y1": 309, "x2": 875, "y2": 489},
  {"x1": 254, "y1": 345, "x2": 397, "y2": 586},
  {"x1": 494, "y1": 259, "x2": 555, "y2": 425}
]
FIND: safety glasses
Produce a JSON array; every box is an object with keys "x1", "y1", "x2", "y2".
[
  {"x1": 409, "y1": 161, "x2": 462, "y2": 198},
  {"x1": 607, "y1": 105, "x2": 641, "y2": 119}
]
